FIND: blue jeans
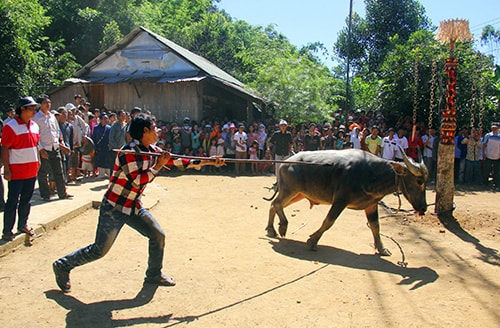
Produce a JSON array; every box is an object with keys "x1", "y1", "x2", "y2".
[
  {"x1": 55, "y1": 200, "x2": 166, "y2": 278},
  {"x1": 2, "y1": 177, "x2": 36, "y2": 236}
]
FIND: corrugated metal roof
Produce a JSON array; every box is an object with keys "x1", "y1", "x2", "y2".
[{"x1": 74, "y1": 26, "x2": 244, "y2": 87}]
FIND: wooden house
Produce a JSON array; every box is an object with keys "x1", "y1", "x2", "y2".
[{"x1": 49, "y1": 26, "x2": 267, "y2": 124}]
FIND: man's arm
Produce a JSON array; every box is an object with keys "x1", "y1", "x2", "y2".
[{"x1": 1, "y1": 145, "x2": 11, "y2": 181}]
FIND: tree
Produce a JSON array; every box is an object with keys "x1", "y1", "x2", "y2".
[
  {"x1": 0, "y1": 2, "x2": 26, "y2": 106},
  {"x1": 250, "y1": 55, "x2": 341, "y2": 124},
  {"x1": 481, "y1": 25, "x2": 500, "y2": 47},
  {"x1": 364, "y1": 0, "x2": 430, "y2": 73},
  {"x1": 333, "y1": 12, "x2": 369, "y2": 75},
  {"x1": 0, "y1": 0, "x2": 77, "y2": 106}
]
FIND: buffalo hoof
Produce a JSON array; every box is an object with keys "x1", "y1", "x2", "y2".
[
  {"x1": 278, "y1": 223, "x2": 288, "y2": 237},
  {"x1": 306, "y1": 238, "x2": 318, "y2": 251},
  {"x1": 266, "y1": 228, "x2": 278, "y2": 238},
  {"x1": 378, "y1": 248, "x2": 392, "y2": 256}
]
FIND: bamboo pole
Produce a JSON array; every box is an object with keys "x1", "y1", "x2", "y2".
[{"x1": 112, "y1": 149, "x2": 330, "y2": 166}]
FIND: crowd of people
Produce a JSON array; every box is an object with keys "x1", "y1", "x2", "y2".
[
  {"x1": 0, "y1": 93, "x2": 498, "y2": 293},
  {"x1": 1, "y1": 95, "x2": 499, "y2": 242}
]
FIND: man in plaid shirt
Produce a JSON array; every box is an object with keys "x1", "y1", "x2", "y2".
[{"x1": 53, "y1": 114, "x2": 224, "y2": 293}]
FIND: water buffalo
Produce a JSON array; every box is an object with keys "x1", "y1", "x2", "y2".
[{"x1": 265, "y1": 148, "x2": 428, "y2": 255}]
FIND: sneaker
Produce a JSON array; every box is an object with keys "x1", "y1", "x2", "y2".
[
  {"x1": 144, "y1": 274, "x2": 176, "y2": 287},
  {"x1": 52, "y1": 261, "x2": 71, "y2": 293}
]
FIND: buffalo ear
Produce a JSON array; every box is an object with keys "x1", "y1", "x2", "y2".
[{"x1": 390, "y1": 162, "x2": 406, "y2": 176}]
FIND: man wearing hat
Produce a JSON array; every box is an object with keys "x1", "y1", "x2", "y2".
[
  {"x1": 34, "y1": 94, "x2": 72, "y2": 201},
  {"x1": 483, "y1": 122, "x2": 500, "y2": 187},
  {"x1": 268, "y1": 119, "x2": 293, "y2": 180},
  {"x1": 1, "y1": 97, "x2": 40, "y2": 241}
]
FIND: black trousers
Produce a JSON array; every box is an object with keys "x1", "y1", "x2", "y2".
[{"x1": 37, "y1": 149, "x2": 66, "y2": 199}]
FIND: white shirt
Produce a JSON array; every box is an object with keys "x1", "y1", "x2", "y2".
[
  {"x1": 351, "y1": 128, "x2": 361, "y2": 149},
  {"x1": 381, "y1": 136, "x2": 397, "y2": 160},
  {"x1": 34, "y1": 110, "x2": 60, "y2": 151},
  {"x1": 394, "y1": 135, "x2": 408, "y2": 159},
  {"x1": 484, "y1": 131, "x2": 500, "y2": 160},
  {"x1": 234, "y1": 131, "x2": 248, "y2": 152}
]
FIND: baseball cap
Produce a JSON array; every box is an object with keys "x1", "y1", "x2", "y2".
[
  {"x1": 17, "y1": 96, "x2": 38, "y2": 109},
  {"x1": 65, "y1": 103, "x2": 77, "y2": 111},
  {"x1": 279, "y1": 119, "x2": 288, "y2": 126}
]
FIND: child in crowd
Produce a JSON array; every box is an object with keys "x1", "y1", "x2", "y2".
[
  {"x1": 172, "y1": 136, "x2": 182, "y2": 154},
  {"x1": 80, "y1": 136, "x2": 95, "y2": 180},
  {"x1": 259, "y1": 149, "x2": 274, "y2": 173},
  {"x1": 342, "y1": 134, "x2": 354, "y2": 149},
  {"x1": 248, "y1": 140, "x2": 259, "y2": 174}
]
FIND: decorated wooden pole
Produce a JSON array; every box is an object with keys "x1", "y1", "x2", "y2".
[{"x1": 434, "y1": 19, "x2": 473, "y2": 220}]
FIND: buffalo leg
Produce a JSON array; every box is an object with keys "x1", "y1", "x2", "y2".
[
  {"x1": 266, "y1": 195, "x2": 291, "y2": 238},
  {"x1": 267, "y1": 192, "x2": 296, "y2": 238},
  {"x1": 306, "y1": 201, "x2": 346, "y2": 251},
  {"x1": 365, "y1": 203, "x2": 391, "y2": 256},
  {"x1": 266, "y1": 202, "x2": 279, "y2": 238}
]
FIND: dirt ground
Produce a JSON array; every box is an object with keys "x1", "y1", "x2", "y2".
[{"x1": 0, "y1": 173, "x2": 498, "y2": 327}]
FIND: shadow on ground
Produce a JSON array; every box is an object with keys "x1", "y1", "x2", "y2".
[
  {"x1": 269, "y1": 238, "x2": 439, "y2": 290},
  {"x1": 45, "y1": 284, "x2": 171, "y2": 327},
  {"x1": 439, "y1": 216, "x2": 499, "y2": 266}
]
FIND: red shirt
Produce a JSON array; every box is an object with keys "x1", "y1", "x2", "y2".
[
  {"x1": 1, "y1": 117, "x2": 40, "y2": 180},
  {"x1": 104, "y1": 141, "x2": 191, "y2": 215},
  {"x1": 407, "y1": 136, "x2": 423, "y2": 160}
]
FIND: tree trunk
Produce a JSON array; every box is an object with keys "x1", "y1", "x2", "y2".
[{"x1": 435, "y1": 143, "x2": 455, "y2": 222}]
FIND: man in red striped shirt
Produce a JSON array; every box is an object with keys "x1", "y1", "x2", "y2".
[
  {"x1": 1, "y1": 97, "x2": 40, "y2": 241},
  {"x1": 53, "y1": 114, "x2": 224, "y2": 293}
]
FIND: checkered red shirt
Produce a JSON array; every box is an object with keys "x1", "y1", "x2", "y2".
[{"x1": 104, "y1": 141, "x2": 190, "y2": 215}]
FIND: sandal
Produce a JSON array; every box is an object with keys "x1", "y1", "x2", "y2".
[
  {"x1": 144, "y1": 274, "x2": 176, "y2": 287},
  {"x1": 18, "y1": 226, "x2": 36, "y2": 237}
]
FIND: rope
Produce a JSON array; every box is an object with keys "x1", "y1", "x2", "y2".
[
  {"x1": 412, "y1": 53, "x2": 419, "y2": 142},
  {"x1": 365, "y1": 222, "x2": 408, "y2": 267},
  {"x1": 380, "y1": 232, "x2": 408, "y2": 267},
  {"x1": 479, "y1": 69, "x2": 485, "y2": 131},
  {"x1": 470, "y1": 63, "x2": 478, "y2": 128},
  {"x1": 428, "y1": 60, "x2": 437, "y2": 130}
]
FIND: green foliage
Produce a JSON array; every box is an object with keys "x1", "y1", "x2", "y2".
[
  {"x1": 100, "y1": 21, "x2": 124, "y2": 53},
  {"x1": 2, "y1": 0, "x2": 498, "y2": 127},
  {"x1": 365, "y1": 0, "x2": 430, "y2": 72},
  {"x1": 481, "y1": 25, "x2": 500, "y2": 46},
  {"x1": 250, "y1": 55, "x2": 341, "y2": 124},
  {"x1": 376, "y1": 29, "x2": 496, "y2": 129},
  {"x1": 333, "y1": 12, "x2": 369, "y2": 74},
  {"x1": 0, "y1": 2, "x2": 25, "y2": 105},
  {"x1": 0, "y1": 0, "x2": 54, "y2": 105}
]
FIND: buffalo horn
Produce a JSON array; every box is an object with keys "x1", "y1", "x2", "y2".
[{"x1": 400, "y1": 145, "x2": 422, "y2": 176}]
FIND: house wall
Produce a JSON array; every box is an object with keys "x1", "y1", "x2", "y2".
[
  {"x1": 49, "y1": 85, "x2": 89, "y2": 108},
  {"x1": 50, "y1": 82, "x2": 202, "y2": 124},
  {"x1": 103, "y1": 82, "x2": 201, "y2": 124},
  {"x1": 49, "y1": 80, "x2": 254, "y2": 124}
]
